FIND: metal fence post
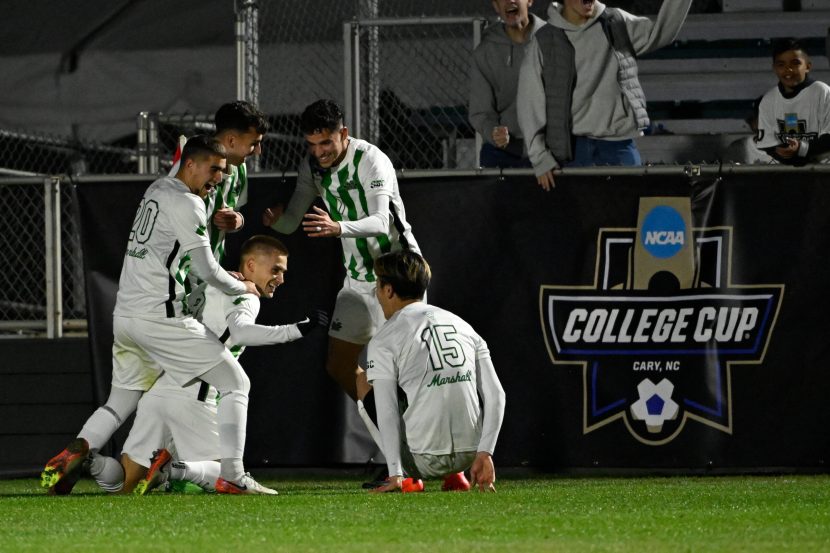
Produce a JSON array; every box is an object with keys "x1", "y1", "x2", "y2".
[
  {"x1": 148, "y1": 112, "x2": 160, "y2": 175},
  {"x1": 344, "y1": 20, "x2": 362, "y2": 139},
  {"x1": 236, "y1": 0, "x2": 260, "y2": 171},
  {"x1": 361, "y1": 0, "x2": 380, "y2": 146},
  {"x1": 473, "y1": 18, "x2": 486, "y2": 169},
  {"x1": 236, "y1": 7, "x2": 247, "y2": 102},
  {"x1": 137, "y1": 111, "x2": 149, "y2": 175},
  {"x1": 44, "y1": 176, "x2": 62, "y2": 338}
]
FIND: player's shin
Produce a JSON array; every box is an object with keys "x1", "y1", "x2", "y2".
[
  {"x1": 79, "y1": 388, "x2": 142, "y2": 451},
  {"x1": 217, "y1": 390, "x2": 249, "y2": 481},
  {"x1": 172, "y1": 460, "x2": 221, "y2": 491}
]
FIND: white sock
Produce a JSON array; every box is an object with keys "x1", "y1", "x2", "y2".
[
  {"x1": 79, "y1": 388, "x2": 142, "y2": 451},
  {"x1": 78, "y1": 408, "x2": 120, "y2": 452},
  {"x1": 88, "y1": 453, "x2": 124, "y2": 493},
  {"x1": 171, "y1": 461, "x2": 221, "y2": 491},
  {"x1": 217, "y1": 391, "x2": 248, "y2": 481}
]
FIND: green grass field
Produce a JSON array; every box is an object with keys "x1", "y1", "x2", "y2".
[{"x1": 1, "y1": 473, "x2": 829, "y2": 552}]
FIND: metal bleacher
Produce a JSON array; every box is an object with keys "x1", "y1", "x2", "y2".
[{"x1": 634, "y1": 6, "x2": 830, "y2": 163}]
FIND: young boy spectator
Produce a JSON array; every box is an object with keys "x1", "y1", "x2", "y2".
[{"x1": 756, "y1": 38, "x2": 830, "y2": 164}]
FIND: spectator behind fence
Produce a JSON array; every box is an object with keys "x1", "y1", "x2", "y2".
[
  {"x1": 469, "y1": 0, "x2": 545, "y2": 168},
  {"x1": 517, "y1": 0, "x2": 692, "y2": 190},
  {"x1": 756, "y1": 38, "x2": 830, "y2": 165},
  {"x1": 721, "y1": 97, "x2": 774, "y2": 165}
]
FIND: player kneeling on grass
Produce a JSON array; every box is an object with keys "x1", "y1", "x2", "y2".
[
  {"x1": 363, "y1": 251, "x2": 506, "y2": 493},
  {"x1": 87, "y1": 235, "x2": 327, "y2": 495}
]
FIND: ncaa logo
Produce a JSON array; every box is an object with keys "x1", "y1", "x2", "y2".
[{"x1": 641, "y1": 206, "x2": 685, "y2": 259}]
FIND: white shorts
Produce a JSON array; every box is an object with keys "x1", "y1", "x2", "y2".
[
  {"x1": 406, "y1": 451, "x2": 477, "y2": 480},
  {"x1": 121, "y1": 383, "x2": 220, "y2": 467},
  {"x1": 328, "y1": 277, "x2": 386, "y2": 345},
  {"x1": 111, "y1": 315, "x2": 236, "y2": 390}
]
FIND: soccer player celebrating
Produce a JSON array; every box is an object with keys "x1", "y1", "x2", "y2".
[
  {"x1": 41, "y1": 136, "x2": 266, "y2": 495},
  {"x1": 177, "y1": 101, "x2": 269, "y2": 318},
  {"x1": 262, "y1": 99, "x2": 420, "y2": 441},
  {"x1": 365, "y1": 251, "x2": 506, "y2": 493},
  {"x1": 88, "y1": 236, "x2": 327, "y2": 495}
]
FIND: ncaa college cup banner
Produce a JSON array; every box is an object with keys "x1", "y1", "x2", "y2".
[{"x1": 76, "y1": 170, "x2": 830, "y2": 470}]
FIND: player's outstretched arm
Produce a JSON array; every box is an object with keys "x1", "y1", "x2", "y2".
[
  {"x1": 469, "y1": 452, "x2": 497, "y2": 493},
  {"x1": 266, "y1": 160, "x2": 319, "y2": 233}
]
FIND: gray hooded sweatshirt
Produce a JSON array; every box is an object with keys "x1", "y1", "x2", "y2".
[
  {"x1": 469, "y1": 13, "x2": 546, "y2": 155},
  {"x1": 518, "y1": 0, "x2": 691, "y2": 175}
]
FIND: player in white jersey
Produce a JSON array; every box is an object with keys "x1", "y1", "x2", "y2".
[
  {"x1": 364, "y1": 251, "x2": 506, "y2": 493},
  {"x1": 169, "y1": 101, "x2": 269, "y2": 318},
  {"x1": 86, "y1": 236, "x2": 327, "y2": 494},
  {"x1": 756, "y1": 39, "x2": 830, "y2": 164},
  {"x1": 263, "y1": 99, "x2": 419, "y2": 405},
  {"x1": 41, "y1": 136, "x2": 269, "y2": 495}
]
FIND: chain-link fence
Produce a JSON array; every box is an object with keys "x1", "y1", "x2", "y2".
[
  {"x1": 0, "y1": 128, "x2": 137, "y2": 177},
  {"x1": 347, "y1": 17, "x2": 483, "y2": 169},
  {"x1": 0, "y1": 178, "x2": 85, "y2": 337}
]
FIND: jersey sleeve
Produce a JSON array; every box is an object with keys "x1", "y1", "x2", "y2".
[
  {"x1": 271, "y1": 158, "x2": 319, "y2": 234},
  {"x1": 338, "y1": 148, "x2": 394, "y2": 237},
  {"x1": 237, "y1": 163, "x2": 248, "y2": 209},
  {"x1": 366, "y1": 327, "x2": 398, "y2": 383},
  {"x1": 225, "y1": 294, "x2": 304, "y2": 346},
  {"x1": 172, "y1": 193, "x2": 212, "y2": 252},
  {"x1": 475, "y1": 355, "x2": 506, "y2": 455}
]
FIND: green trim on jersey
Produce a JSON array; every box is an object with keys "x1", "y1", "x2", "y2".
[
  {"x1": 204, "y1": 163, "x2": 247, "y2": 263},
  {"x1": 320, "y1": 149, "x2": 381, "y2": 282},
  {"x1": 173, "y1": 254, "x2": 193, "y2": 314}
]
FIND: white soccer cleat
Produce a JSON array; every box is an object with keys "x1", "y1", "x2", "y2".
[{"x1": 215, "y1": 473, "x2": 278, "y2": 495}]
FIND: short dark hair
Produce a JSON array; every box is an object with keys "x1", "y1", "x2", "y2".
[
  {"x1": 215, "y1": 101, "x2": 269, "y2": 134},
  {"x1": 374, "y1": 251, "x2": 431, "y2": 300},
  {"x1": 300, "y1": 99, "x2": 344, "y2": 135},
  {"x1": 181, "y1": 135, "x2": 226, "y2": 163},
  {"x1": 240, "y1": 235, "x2": 289, "y2": 259},
  {"x1": 772, "y1": 38, "x2": 809, "y2": 60}
]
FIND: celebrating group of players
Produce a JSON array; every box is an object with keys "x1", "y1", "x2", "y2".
[{"x1": 40, "y1": 99, "x2": 505, "y2": 495}]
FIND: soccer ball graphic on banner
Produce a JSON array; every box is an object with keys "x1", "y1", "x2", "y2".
[{"x1": 630, "y1": 378, "x2": 679, "y2": 433}]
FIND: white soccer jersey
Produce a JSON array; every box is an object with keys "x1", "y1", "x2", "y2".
[
  {"x1": 170, "y1": 139, "x2": 247, "y2": 261},
  {"x1": 756, "y1": 80, "x2": 830, "y2": 160},
  {"x1": 366, "y1": 302, "x2": 490, "y2": 455},
  {"x1": 114, "y1": 176, "x2": 211, "y2": 318},
  {"x1": 200, "y1": 285, "x2": 302, "y2": 358},
  {"x1": 205, "y1": 163, "x2": 247, "y2": 262},
  {"x1": 277, "y1": 138, "x2": 418, "y2": 282},
  {"x1": 183, "y1": 163, "x2": 248, "y2": 319}
]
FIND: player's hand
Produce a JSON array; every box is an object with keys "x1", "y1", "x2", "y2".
[
  {"x1": 262, "y1": 203, "x2": 284, "y2": 227},
  {"x1": 370, "y1": 475, "x2": 403, "y2": 493},
  {"x1": 243, "y1": 280, "x2": 260, "y2": 297},
  {"x1": 775, "y1": 138, "x2": 799, "y2": 159},
  {"x1": 227, "y1": 271, "x2": 245, "y2": 281},
  {"x1": 303, "y1": 206, "x2": 341, "y2": 238},
  {"x1": 213, "y1": 208, "x2": 244, "y2": 231},
  {"x1": 297, "y1": 310, "x2": 330, "y2": 336},
  {"x1": 469, "y1": 452, "x2": 497, "y2": 492},
  {"x1": 537, "y1": 170, "x2": 556, "y2": 192},
  {"x1": 492, "y1": 126, "x2": 510, "y2": 149}
]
